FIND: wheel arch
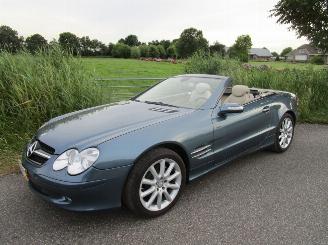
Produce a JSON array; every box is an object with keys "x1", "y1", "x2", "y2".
[
  {"x1": 133, "y1": 141, "x2": 190, "y2": 182},
  {"x1": 285, "y1": 110, "x2": 297, "y2": 123}
]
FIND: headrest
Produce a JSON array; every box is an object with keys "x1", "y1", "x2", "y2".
[
  {"x1": 232, "y1": 85, "x2": 250, "y2": 97},
  {"x1": 194, "y1": 83, "x2": 211, "y2": 94}
]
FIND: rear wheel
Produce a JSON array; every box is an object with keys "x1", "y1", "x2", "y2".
[
  {"x1": 270, "y1": 113, "x2": 295, "y2": 152},
  {"x1": 123, "y1": 148, "x2": 186, "y2": 217}
]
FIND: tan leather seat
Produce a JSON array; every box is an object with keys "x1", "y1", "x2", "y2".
[
  {"x1": 225, "y1": 85, "x2": 254, "y2": 104},
  {"x1": 189, "y1": 83, "x2": 212, "y2": 107}
]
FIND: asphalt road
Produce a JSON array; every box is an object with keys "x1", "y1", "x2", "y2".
[{"x1": 0, "y1": 124, "x2": 327, "y2": 245}]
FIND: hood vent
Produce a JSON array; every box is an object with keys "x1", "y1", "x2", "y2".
[{"x1": 149, "y1": 107, "x2": 179, "y2": 113}]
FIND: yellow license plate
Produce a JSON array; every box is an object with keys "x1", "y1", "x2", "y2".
[{"x1": 19, "y1": 163, "x2": 29, "y2": 181}]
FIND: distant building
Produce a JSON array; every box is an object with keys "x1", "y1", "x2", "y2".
[
  {"x1": 286, "y1": 44, "x2": 328, "y2": 64},
  {"x1": 248, "y1": 48, "x2": 273, "y2": 61}
]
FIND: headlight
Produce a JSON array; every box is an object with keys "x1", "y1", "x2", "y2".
[
  {"x1": 53, "y1": 149, "x2": 76, "y2": 171},
  {"x1": 53, "y1": 148, "x2": 100, "y2": 175}
]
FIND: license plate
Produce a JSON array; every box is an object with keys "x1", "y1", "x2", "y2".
[{"x1": 19, "y1": 163, "x2": 29, "y2": 181}]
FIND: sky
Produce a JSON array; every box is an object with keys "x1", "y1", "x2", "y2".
[{"x1": 0, "y1": 0, "x2": 308, "y2": 53}]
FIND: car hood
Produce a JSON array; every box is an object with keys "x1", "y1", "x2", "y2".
[{"x1": 36, "y1": 101, "x2": 193, "y2": 154}]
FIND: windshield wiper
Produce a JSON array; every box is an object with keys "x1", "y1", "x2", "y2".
[{"x1": 143, "y1": 100, "x2": 179, "y2": 108}]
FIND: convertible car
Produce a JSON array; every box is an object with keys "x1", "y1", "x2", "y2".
[{"x1": 20, "y1": 74, "x2": 297, "y2": 217}]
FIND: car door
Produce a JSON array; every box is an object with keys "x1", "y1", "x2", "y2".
[{"x1": 211, "y1": 98, "x2": 272, "y2": 165}]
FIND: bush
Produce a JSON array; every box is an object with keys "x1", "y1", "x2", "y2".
[
  {"x1": 310, "y1": 56, "x2": 325, "y2": 65},
  {"x1": 185, "y1": 52, "x2": 328, "y2": 123},
  {"x1": 0, "y1": 47, "x2": 105, "y2": 149},
  {"x1": 185, "y1": 51, "x2": 240, "y2": 75},
  {"x1": 130, "y1": 46, "x2": 141, "y2": 58},
  {"x1": 112, "y1": 43, "x2": 131, "y2": 58},
  {"x1": 139, "y1": 45, "x2": 149, "y2": 57},
  {"x1": 148, "y1": 45, "x2": 159, "y2": 58}
]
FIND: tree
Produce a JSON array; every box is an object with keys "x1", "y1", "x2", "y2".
[
  {"x1": 271, "y1": 0, "x2": 328, "y2": 53},
  {"x1": 157, "y1": 44, "x2": 166, "y2": 58},
  {"x1": 148, "y1": 40, "x2": 160, "y2": 46},
  {"x1": 229, "y1": 35, "x2": 252, "y2": 62},
  {"x1": 160, "y1": 40, "x2": 171, "y2": 50},
  {"x1": 130, "y1": 46, "x2": 141, "y2": 58},
  {"x1": 234, "y1": 35, "x2": 252, "y2": 51},
  {"x1": 97, "y1": 42, "x2": 108, "y2": 56},
  {"x1": 25, "y1": 34, "x2": 47, "y2": 53},
  {"x1": 112, "y1": 43, "x2": 131, "y2": 58},
  {"x1": 148, "y1": 45, "x2": 160, "y2": 58},
  {"x1": 176, "y1": 27, "x2": 209, "y2": 58},
  {"x1": 166, "y1": 45, "x2": 177, "y2": 58},
  {"x1": 80, "y1": 36, "x2": 93, "y2": 56},
  {"x1": 108, "y1": 43, "x2": 114, "y2": 56},
  {"x1": 271, "y1": 51, "x2": 280, "y2": 61},
  {"x1": 272, "y1": 51, "x2": 279, "y2": 57},
  {"x1": 209, "y1": 42, "x2": 226, "y2": 56},
  {"x1": 0, "y1": 25, "x2": 23, "y2": 53},
  {"x1": 280, "y1": 47, "x2": 293, "y2": 57},
  {"x1": 120, "y1": 34, "x2": 140, "y2": 47},
  {"x1": 58, "y1": 32, "x2": 80, "y2": 55},
  {"x1": 139, "y1": 44, "x2": 149, "y2": 57}
]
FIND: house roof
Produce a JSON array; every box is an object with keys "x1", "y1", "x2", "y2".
[
  {"x1": 249, "y1": 48, "x2": 273, "y2": 57},
  {"x1": 298, "y1": 44, "x2": 321, "y2": 54},
  {"x1": 288, "y1": 44, "x2": 322, "y2": 56}
]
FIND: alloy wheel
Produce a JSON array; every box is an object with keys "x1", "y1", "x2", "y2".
[
  {"x1": 279, "y1": 117, "x2": 293, "y2": 149},
  {"x1": 139, "y1": 158, "x2": 182, "y2": 212}
]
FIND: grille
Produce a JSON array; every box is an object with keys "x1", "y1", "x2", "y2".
[
  {"x1": 191, "y1": 145, "x2": 212, "y2": 159},
  {"x1": 27, "y1": 140, "x2": 54, "y2": 165}
]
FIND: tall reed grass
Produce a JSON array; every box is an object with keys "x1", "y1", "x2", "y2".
[
  {"x1": 185, "y1": 52, "x2": 328, "y2": 123},
  {"x1": 0, "y1": 47, "x2": 105, "y2": 150}
]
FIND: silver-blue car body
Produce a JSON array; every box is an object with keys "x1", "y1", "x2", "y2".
[{"x1": 21, "y1": 74, "x2": 298, "y2": 216}]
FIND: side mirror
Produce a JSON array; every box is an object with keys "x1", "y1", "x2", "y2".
[{"x1": 218, "y1": 103, "x2": 244, "y2": 116}]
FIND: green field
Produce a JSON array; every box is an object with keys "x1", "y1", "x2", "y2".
[
  {"x1": 250, "y1": 61, "x2": 327, "y2": 70},
  {"x1": 82, "y1": 58, "x2": 184, "y2": 78},
  {"x1": 82, "y1": 58, "x2": 185, "y2": 102},
  {"x1": 82, "y1": 58, "x2": 326, "y2": 78}
]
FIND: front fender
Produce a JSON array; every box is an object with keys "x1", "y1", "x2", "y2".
[
  {"x1": 94, "y1": 110, "x2": 213, "y2": 170},
  {"x1": 269, "y1": 93, "x2": 298, "y2": 128}
]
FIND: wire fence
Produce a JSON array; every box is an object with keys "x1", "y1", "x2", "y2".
[{"x1": 94, "y1": 77, "x2": 166, "y2": 102}]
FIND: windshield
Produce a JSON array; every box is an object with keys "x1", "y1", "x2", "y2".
[{"x1": 135, "y1": 76, "x2": 224, "y2": 109}]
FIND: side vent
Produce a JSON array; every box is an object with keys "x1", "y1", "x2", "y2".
[
  {"x1": 191, "y1": 145, "x2": 212, "y2": 159},
  {"x1": 149, "y1": 107, "x2": 179, "y2": 113}
]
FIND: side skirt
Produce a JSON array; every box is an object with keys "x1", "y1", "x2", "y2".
[{"x1": 188, "y1": 141, "x2": 274, "y2": 182}]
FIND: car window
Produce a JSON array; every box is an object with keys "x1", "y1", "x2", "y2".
[{"x1": 135, "y1": 76, "x2": 224, "y2": 109}]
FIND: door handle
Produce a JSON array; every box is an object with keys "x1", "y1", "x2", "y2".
[{"x1": 262, "y1": 106, "x2": 270, "y2": 113}]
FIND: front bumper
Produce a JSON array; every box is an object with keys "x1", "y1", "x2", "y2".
[{"x1": 21, "y1": 157, "x2": 132, "y2": 211}]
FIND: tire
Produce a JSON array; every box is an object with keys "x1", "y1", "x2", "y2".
[
  {"x1": 269, "y1": 113, "x2": 295, "y2": 153},
  {"x1": 123, "y1": 148, "x2": 186, "y2": 217}
]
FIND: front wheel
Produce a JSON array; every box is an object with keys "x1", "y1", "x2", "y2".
[
  {"x1": 123, "y1": 148, "x2": 186, "y2": 217},
  {"x1": 269, "y1": 113, "x2": 295, "y2": 152}
]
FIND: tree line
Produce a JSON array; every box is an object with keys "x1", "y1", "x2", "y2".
[{"x1": 0, "y1": 25, "x2": 257, "y2": 61}]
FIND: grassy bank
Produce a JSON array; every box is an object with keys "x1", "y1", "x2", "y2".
[
  {"x1": 0, "y1": 49, "x2": 106, "y2": 175},
  {"x1": 185, "y1": 52, "x2": 328, "y2": 123},
  {"x1": 82, "y1": 58, "x2": 184, "y2": 78}
]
